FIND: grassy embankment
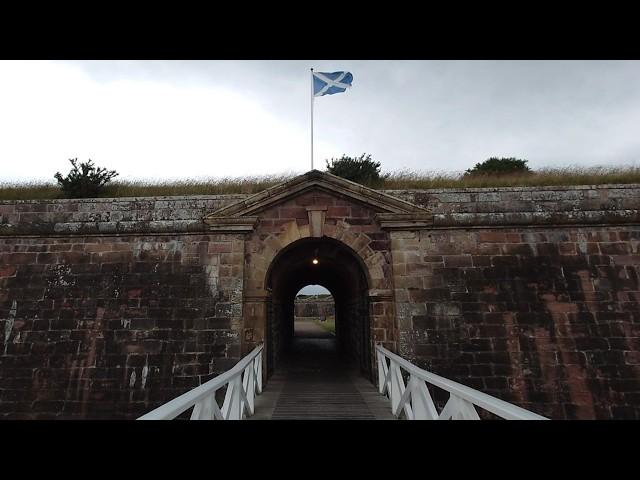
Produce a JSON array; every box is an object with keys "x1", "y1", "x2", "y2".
[
  {"x1": 314, "y1": 317, "x2": 336, "y2": 335},
  {"x1": 2, "y1": 167, "x2": 640, "y2": 200}
]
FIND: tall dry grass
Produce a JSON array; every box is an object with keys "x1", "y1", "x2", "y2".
[
  {"x1": 0, "y1": 174, "x2": 296, "y2": 200},
  {"x1": 383, "y1": 166, "x2": 640, "y2": 189},
  {"x1": 2, "y1": 166, "x2": 640, "y2": 200}
]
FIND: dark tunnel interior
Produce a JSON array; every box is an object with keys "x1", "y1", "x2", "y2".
[{"x1": 265, "y1": 237, "x2": 372, "y2": 378}]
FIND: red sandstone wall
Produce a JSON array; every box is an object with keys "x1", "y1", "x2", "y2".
[
  {"x1": 0, "y1": 234, "x2": 244, "y2": 419},
  {"x1": 2, "y1": 184, "x2": 640, "y2": 420},
  {"x1": 392, "y1": 227, "x2": 640, "y2": 419},
  {"x1": 294, "y1": 296, "x2": 335, "y2": 320},
  {"x1": 242, "y1": 190, "x2": 396, "y2": 372}
]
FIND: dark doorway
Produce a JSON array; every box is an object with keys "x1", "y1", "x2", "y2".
[{"x1": 265, "y1": 237, "x2": 371, "y2": 379}]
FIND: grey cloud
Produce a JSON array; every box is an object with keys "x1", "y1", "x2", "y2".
[{"x1": 23, "y1": 60, "x2": 640, "y2": 176}]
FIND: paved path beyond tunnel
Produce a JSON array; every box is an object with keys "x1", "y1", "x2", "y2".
[{"x1": 251, "y1": 320, "x2": 396, "y2": 420}]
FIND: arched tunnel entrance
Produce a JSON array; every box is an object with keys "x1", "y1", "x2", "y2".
[{"x1": 265, "y1": 236, "x2": 372, "y2": 380}]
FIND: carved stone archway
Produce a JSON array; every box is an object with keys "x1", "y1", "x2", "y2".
[{"x1": 204, "y1": 170, "x2": 432, "y2": 379}]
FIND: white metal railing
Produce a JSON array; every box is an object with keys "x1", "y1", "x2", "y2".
[
  {"x1": 138, "y1": 344, "x2": 263, "y2": 420},
  {"x1": 376, "y1": 345, "x2": 548, "y2": 420}
]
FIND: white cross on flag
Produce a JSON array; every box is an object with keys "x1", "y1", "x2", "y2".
[{"x1": 312, "y1": 71, "x2": 353, "y2": 97}]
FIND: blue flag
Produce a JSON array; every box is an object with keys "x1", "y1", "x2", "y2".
[{"x1": 313, "y1": 71, "x2": 353, "y2": 97}]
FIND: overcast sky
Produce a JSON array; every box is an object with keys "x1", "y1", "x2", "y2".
[{"x1": 1, "y1": 60, "x2": 640, "y2": 183}]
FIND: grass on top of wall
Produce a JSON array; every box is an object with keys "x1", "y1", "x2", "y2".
[
  {"x1": 0, "y1": 174, "x2": 295, "y2": 200},
  {"x1": 382, "y1": 166, "x2": 640, "y2": 189},
  {"x1": 2, "y1": 166, "x2": 640, "y2": 200}
]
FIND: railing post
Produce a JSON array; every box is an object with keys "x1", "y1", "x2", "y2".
[
  {"x1": 255, "y1": 352, "x2": 263, "y2": 394},
  {"x1": 408, "y1": 375, "x2": 438, "y2": 420},
  {"x1": 454, "y1": 397, "x2": 481, "y2": 420},
  {"x1": 390, "y1": 361, "x2": 404, "y2": 416},
  {"x1": 190, "y1": 393, "x2": 221, "y2": 420},
  {"x1": 244, "y1": 364, "x2": 255, "y2": 416},
  {"x1": 377, "y1": 350, "x2": 386, "y2": 394},
  {"x1": 190, "y1": 399, "x2": 205, "y2": 420},
  {"x1": 227, "y1": 376, "x2": 244, "y2": 420}
]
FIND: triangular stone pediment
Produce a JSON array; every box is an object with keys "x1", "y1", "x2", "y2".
[{"x1": 204, "y1": 170, "x2": 432, "y2": 232}]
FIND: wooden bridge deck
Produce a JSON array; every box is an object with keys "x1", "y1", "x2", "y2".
[{"x1": 251, "y1": 320, "x2": 396, "y2": 420}]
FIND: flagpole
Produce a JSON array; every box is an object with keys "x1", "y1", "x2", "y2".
[{"x1": 310, "y1": 68, "x2": 314, "y2": 171}]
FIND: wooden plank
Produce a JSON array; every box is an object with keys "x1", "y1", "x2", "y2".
[{"x1": 251, "y1": 336, "x2": 398, "y2": 420}]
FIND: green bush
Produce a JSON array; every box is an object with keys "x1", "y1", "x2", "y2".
[
  {"x1": 54, "y1": 158, "x2": 119, "y2": 198},
  {"x1": 465, "y1": 157, "x2": 532, "y2": 176},
  {"x1": 325, "y1": 153, "x2": 387, "y2": 187}
]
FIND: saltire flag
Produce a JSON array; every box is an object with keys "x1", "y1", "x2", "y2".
[{"x1": 313, "y1": 71, "x2": 353, "y2": 97}]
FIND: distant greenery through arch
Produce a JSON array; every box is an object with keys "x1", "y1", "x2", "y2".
[{"x1": 295, "y1": 285, "x2": 335, "y2": 335}]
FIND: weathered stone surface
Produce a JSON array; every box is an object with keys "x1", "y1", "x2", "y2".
[
  {"x1": 3, "y1": 184, "x2": 639, "y2": 235},
  {"x1": 294, "y1": 295, "x2": 335, "y2": 319},
  {"x1": 1, "y1": 177, "x2": 640, "y2": 419},
  {"x1": 392, "y1": 225, "x2": 640, "y2": 419},
  {"x1": 0, "y1": 234, "x2": 244, "y2": 419}
]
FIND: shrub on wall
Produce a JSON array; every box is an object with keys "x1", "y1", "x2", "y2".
[
  {"x1": 465, "y1": 157, "x2": 532, "y2": 176},
  {"x1": 325, "y1": 153, "x2": 387, "y2": 188},
  {"x1": 54, "y1": 158, "x2": 119, "y2": 198}
]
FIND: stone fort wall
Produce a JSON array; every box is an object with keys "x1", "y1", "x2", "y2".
[
  {"x1": 1, "y1": 184, "x2": 639, "y2": 419},
  {"x1": 294, "y1": 296, "x2": 335, "y2": 320}
]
